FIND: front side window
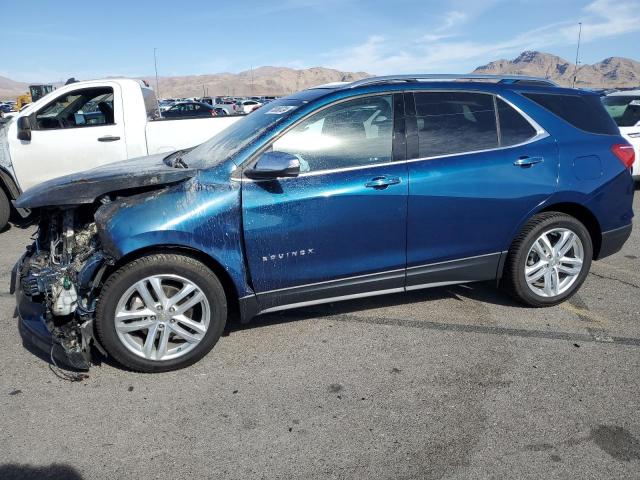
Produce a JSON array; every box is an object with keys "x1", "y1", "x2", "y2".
[
  {"x1": 413, "y1": 92, "x2": 498, "y2": 158},
  {"x1": 271, "y1": 95, "x2": 393, "y2": 172},
  {"x1": 35, "y1": 87, "x2": 114, "y2": 129}
]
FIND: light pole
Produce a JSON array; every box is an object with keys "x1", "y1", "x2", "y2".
[
  {"x1": 154, "y1": 48, "x2": 162, "y2": 118},
  {"x1": 572, "y1": 22, "x2": 582, "y2": 88}
]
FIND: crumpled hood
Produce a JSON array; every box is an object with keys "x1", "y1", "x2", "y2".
[{"x1": 15, "y1": 152, "x2": 197, "y2": 209}]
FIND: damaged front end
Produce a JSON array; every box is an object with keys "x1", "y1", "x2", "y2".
[{"x1": 14, "y1": 206, "x2": 112, "y2": 370}]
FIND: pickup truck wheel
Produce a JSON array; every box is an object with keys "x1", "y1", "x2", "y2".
[
  {"x1": 0, "y1": 188, "x2": 10, "y2": 232},
  {"x1": 95, "y1": 253, "x2": 227, "y2": 372},
  {"x1": 502, "y1": 212, "x2": 592, "y2": 307}
]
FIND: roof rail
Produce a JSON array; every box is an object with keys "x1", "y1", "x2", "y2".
[{"x1": 348, "y1": 74, "x2": 559, "y2": 88}]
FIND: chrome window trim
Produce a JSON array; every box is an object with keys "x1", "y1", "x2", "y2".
[{"x1": 239, "y1": 91, "x2": 548, "y2": 182}]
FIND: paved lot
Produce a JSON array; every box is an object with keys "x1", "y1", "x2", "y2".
[{"x1": 1, "y1": 196, "x2": 640, "y2": 480}]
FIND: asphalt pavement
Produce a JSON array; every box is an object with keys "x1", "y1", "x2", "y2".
[{"x1": 1, "y1": 196, "x2": 639, "y2": 479}]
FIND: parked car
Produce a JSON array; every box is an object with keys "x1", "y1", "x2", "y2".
[
  {"x1": 233, "y1": 99, "x2": 261, "y2": 114},
  {"x1": 162, "y1": 101, "x2": 221, "y2": 118},
  {"x1": 0, "y1": 104, "x2": 12, "y2": 114},
  {"x1": 13, "y1": 74, "x2": 634, "y2": 372},
  {"x1": 602, "y1": 90, "x2": 640, "y2": 179},
  {"x1": 0, "y1": 79, "x2": 241, "y2": 230}
]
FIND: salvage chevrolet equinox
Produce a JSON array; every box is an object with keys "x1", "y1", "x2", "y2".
[{"x1": 12, "y1": 74, "x2": 635, "y2": 372}]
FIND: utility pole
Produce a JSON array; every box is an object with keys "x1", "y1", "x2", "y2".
[
  {"x1": 154, "y1": 48, "x2": 162, "y2": 118},
  {"x1": 250, "y1": 65, "x2": 254, "y2": 96},
  {"x1": 572, "y1": 22, "x2": 582, "y2": 88}
]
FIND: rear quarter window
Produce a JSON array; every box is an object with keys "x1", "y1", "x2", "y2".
[{"x1": 523, "y1": 92, "x2": 619, "y2": 135}]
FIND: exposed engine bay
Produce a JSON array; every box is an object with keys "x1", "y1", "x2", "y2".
[{"x1": 18, "y1": 206, "x2": 112, "y2": 370}]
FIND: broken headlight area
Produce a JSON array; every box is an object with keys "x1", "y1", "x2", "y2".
[{"x1": 19, "y1": 206, "x2": 113, "y2": 370}]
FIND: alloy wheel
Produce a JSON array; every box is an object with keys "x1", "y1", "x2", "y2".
[
  {"x1": 114, "y1": 274, "x2": 211, "y2": 361},
  {"x1": 524, "y1": 228, "x2": 584, "y2": 298}
]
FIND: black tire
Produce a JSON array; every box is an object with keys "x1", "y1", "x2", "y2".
[
  {"x1": 0, "y1": 188, "x2": 10, "y2": 232},
  {"x1": 502, "y1": 212, "x2": 593, "y2": 307},
  {"x1": 95, "y1": 253, "x2": 227, "y2": 372}
]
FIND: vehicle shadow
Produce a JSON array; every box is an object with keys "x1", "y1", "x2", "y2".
[
  {"x1": 226, "y1": 281, "x2": 524, "y2": 334},
  {"x1": 0, "y1": 463, "x2": 83, "y2": 480}
]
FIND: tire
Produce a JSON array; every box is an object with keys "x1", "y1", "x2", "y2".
[
  {"x1": 0, "y1": 188, "x2": 10, "y2": 232},
  {"x1": 95, "y1": 253, "x2": 227, "y2": 372},
  {"x1": 502, "y1": 212, "x2": 593, "y2": 307}
]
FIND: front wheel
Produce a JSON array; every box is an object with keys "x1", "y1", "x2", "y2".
[
  {"x1": 502, "y1": 212, "x2": 593, "y2": 307},
  {"x1": 0, "y1": 188, "x2": 10, "y2": 232},
  {"x1": 95, "y1": 253, "x2": 227, "y2": 372}
]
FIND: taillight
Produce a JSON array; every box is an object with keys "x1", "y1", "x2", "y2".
[
  {"x1": 611, "y1": 144, "x2": 635, "y2": 169},
  {"x1": 210, "y1": 110, "x2": 216, "y2": 117}
]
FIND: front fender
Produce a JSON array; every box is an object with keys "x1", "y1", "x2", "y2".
[{"x1": 95, "y1": 178, "x2": 253, "y2": 298}]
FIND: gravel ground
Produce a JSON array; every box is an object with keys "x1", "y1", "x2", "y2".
[{"x1": 1, "y1": 196, "x2": 639, "y2": 480}]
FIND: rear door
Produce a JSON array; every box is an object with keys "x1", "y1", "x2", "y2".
[
  {"x1": 10, "y1": 83, "x2": 126, "y2": 190},
  {"x1": 242, "y1": 93, "x2": 408, "y2": 312},
  {"x1": 405, "y1": 90, "x2": 559, "y2": 288}
]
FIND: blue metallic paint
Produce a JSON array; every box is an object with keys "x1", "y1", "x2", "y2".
[{"x1": 90, "y1": 81, "x2": 633, "y2": 317}]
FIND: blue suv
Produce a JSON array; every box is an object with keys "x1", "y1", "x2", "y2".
[{"x1": 13, "y1": 74, "x2": 635, "y2": 372}]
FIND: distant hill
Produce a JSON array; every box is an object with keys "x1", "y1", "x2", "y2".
[
  {"x1": 141, "y1": 66, "x2": 370, "y2": 98},
  {"x1": 0, "y1": 75, "x2": 29, "y2": 100},
  {"x1": 3, "y1": 51, "x2": 639, "y2": 100},
  {"x1": 473, "y1": 51, "x2": 640, "y2": 88}
]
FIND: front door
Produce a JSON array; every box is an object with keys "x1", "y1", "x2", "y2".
[
  {"x1": 10, "y1": 83, "x2": 127, "y2": 191},
  {"x1": 242, "y1": 94, "x2": 408, "y2": 312}
]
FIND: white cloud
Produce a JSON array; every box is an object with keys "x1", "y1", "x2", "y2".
[{"x1": 324, "y1": 0, "x2": 640, "y2": 74}]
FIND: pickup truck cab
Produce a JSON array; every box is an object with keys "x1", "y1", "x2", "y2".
[
  {"x1": 0, "y1": 78, "x2": 240, "y2": 230},
  {"x1": 13, "y1": 74, "x2": 634, "y2": 372}
]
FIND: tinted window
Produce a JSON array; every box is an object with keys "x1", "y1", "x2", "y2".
[
  {"x1": 497, "y1": 98, "x2": 538, "y2": 146},
  {"x1": 141, "y1": 87, "x2": 158, "y2": 119},
  {"x1": 271, "y1": 95, "x2": 393, "y2": 172},
  {"x1": 601, "y1": 95, "x2": 640, "y2": 127},
  {"x1": 35, "y1": 87, "x2": 114, "y2": 129},
  {"x1": 413, "y1": 92, "x2": 498, "y2": 158},
  {"x1": 523, "y1": 92, "x2": 619, "y2": 135}
]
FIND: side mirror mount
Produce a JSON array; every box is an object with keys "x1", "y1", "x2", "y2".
[
  {"x1": 245, "y1": 151, "x2": 301, "y2": 179},
  {"x1": 17, "y1": 116, "x2": 32, "y2": 142}
]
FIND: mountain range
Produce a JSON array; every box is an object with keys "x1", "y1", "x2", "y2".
[
  {"x1": 473, "y1": 51, "x2": 640, "y2": 88},
  {"x1": 1, "y1": 51, "x2": 639, "y2": 100}
]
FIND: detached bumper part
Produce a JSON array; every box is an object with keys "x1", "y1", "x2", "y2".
[{"x1": 13, "y1": 259, "x2": 91, "y2": 371}]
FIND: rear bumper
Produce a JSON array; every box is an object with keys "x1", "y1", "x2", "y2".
[{"x1": 597, "y1": 223, "x2": 633, "y2": 259}]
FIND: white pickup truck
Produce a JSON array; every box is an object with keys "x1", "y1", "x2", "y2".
[{"x1": 0, "y1": 78, "x2": 241, "y2": 230}]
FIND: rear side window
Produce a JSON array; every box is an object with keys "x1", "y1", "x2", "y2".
[
  {"x1": 413, "y1": 92, "x2": 498, "y2": 158},
  {"x1": 523, "y1": 92, "x2": 619, "y2": 135},
  {"x1": 497, "y1": 98, "x2": 538, "y2": 146},
  {"x1": 141, "y1": 87, "x2": 158, "y2": 119}
]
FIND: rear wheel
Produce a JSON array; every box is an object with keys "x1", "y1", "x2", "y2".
[
  {"x1": 0, "y1": 188, "x2": 10, "y2": 231},
  {"x1": 502, "y1": 212, "x2": 593, "y2": 307},
  {"x1": 95, "y1": 253, "x2": 227, "y2": 372}
]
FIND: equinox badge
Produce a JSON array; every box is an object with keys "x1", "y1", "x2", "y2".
[{"x1": 262, "y1": 249, "x2": 315, "y2": 262}]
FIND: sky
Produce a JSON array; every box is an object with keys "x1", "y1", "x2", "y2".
[{"x1": 1, "y1": 0, "x2": 639, "y2": 82}]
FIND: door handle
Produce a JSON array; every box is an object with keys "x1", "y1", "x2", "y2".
[
  {"x1": 513, "y1": 156, "x2": 544, "y2": 167},
  {"x1": 365, "y1": 176, "x2": 401, "y2": 189},
  {"x1": 97, "y1": 135, "x2": 121, "y2": 142}
]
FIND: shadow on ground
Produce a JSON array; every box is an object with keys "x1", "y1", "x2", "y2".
[{"x1": 0, "y1": 463, "x2": 83, "y2": 480}]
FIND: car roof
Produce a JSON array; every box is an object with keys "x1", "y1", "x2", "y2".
[{"x1": 305, "y1": 74, "x2": 585, "y2": 99}]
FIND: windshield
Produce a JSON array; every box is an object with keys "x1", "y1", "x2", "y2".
[
  {"x1": 183, "y1": 89, "x2": 331, "y2": 168},
  {"x1": 602, "y1": 95, "x2": 640, "y2": 127}
]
